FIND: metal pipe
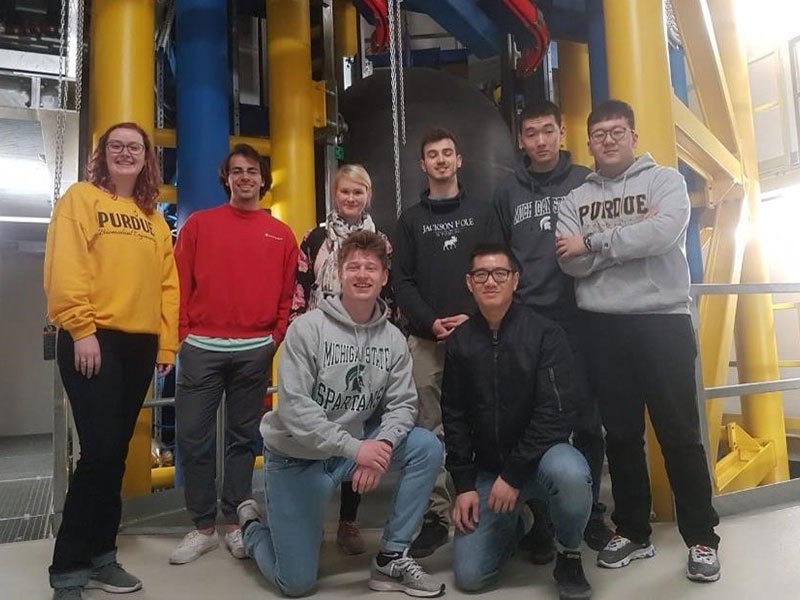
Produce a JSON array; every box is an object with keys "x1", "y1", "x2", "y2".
[
  {"x1": 175, "y1": 0, "x2": 231, "y2": 227},
  {"x1": 266, "y1": 0, "x2": 317, "y2": 236}
]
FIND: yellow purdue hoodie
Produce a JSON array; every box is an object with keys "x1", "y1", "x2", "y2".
[{"x1": 44, "y1": 182, "x2": 179, "y2": 364}]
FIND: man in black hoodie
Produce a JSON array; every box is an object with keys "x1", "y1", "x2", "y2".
[
  {"x1": 443, "y1": 242, "x2": 592, "y2": 599},
  {"x1": 394, "y1": 128, "x2": 503, "y2": 557},
  {"x1": 494, "y1": 101, "x2": 612, "y2": 559}
]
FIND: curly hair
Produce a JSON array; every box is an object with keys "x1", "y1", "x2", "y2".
[{"x1": 87, "y1": 122, "x2": 161, "y2": 215}]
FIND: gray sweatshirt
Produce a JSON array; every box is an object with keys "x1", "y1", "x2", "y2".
[
  {"x1": 261, "y1": 295, "x2": 417, "y2": 460},
  {"x1": 556, "y1": 153, "x2": 691, "y2": 315}
]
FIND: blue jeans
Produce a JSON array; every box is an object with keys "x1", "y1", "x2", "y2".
[
  {"x1": 243, "y1": 427, "x2": 443, "y2": 597},
  {"x1": 453, "y1": 443, "x2": 592, "y2": 592}
]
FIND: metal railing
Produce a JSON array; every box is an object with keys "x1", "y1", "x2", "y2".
[{"x1": 690, "y1": 282, "x2": 800, "y2": 516}]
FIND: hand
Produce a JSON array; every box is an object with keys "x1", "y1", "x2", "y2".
[
  {"x1": 487, "y1": 476, "x2": 519, "y2": 514},
  {"x1": 74, "y1": 334, "x2": 101, "y2": 378},
  {"x1": 431, "y1": 319, "x2": 450, "y2": 340},
  {"x1": 355, "y1": 439, "x2": 393, "y2": 473},
  {"x1": 440, "y1": 314, "x2": 470, "y2": 330},
  {"x1": 352, "y1": 465, "x2": 383, "y2": 494},
  {"x1": 452, "y1": 491, "x2": 480, "y2": 533},
  {"x1": 645, "y1": 208, "x2": 659, "y2": 219},
  {"x1": 157, "y1": 363, "x2": 174, "y2": 377},
  {"x1": 555, "y1": 234, "x2": 588, "y2": 259}
]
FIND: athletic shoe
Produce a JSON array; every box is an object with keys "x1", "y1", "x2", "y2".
[
  {"x1": 85, "y1": 562, "x2": 142, "y2": 593},
  {"x1": 337, "y1": 521, "x2": 367, "y2": 555},
  {"x1": 686, "y1": 545, "x2": 720, "y2": 582},
  {"x1": 52, "y1": 587, "x2": 82, "y2": 600},
  {"x1": 223, "y1": 528, "x2": 247, "y2": 559},
  {"x1": 168, "y1": 529, "x2": 219, "y2": 565},
  {"x1": 236, "y1": 498, "x2": 263, "y2": 528},
  {"x1": 596, "y1": 535, "x2": 655, "y2": 568},
  {"x1": 409, "y1": 513, "x2": 449, "y2": 558},
  {"x1": 369, "y1": 548, "x2": 445, "y2": 597},
  {"x1": 553, "y1": 550, "x2": 592, "y2": 599},
  {"x1": 583, "y1": 516, "x2": 614, "y2": 552}
]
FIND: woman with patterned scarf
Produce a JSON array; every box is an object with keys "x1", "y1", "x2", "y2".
[{"x1": 290, "y1": 163, "x2": 396, "y2": 556}]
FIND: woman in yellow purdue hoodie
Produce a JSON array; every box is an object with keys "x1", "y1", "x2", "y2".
[{"x1": 44, "y1": 122, "x2": 178, "y2": 600}]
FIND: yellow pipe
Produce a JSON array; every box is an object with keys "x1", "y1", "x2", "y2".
[
  {"x1": 602, "y1": 0, "x2": 677, "y2": 521},
  {"x1": 709, "y1": 0, "x2": 789, "y2": 483},
  {"x1": 334, "y1": 0, "x2": 358, "y2": 90},
  {"x1": 556, "y1": 40, "x2": 593, "y2": 169},
  {"x1": 90, "y1": 0, "x2": 155, "y2": 498},
  {"x1": 267, "y1": 0, "x2": 317, "y2": 239},
  {"x1": 153, "y1": 128, "x2": 272, "y2": 156}
]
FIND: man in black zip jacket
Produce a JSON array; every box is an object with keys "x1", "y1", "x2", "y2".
[
  {"x1": 443, "y1": 243, "x2": 592, "y2": 600},
  {"x1": 494, "y1": 101, "x2": 612, "y2": 559},
  {"x1": 394, "y1": 128, "x2": 503, "y2": 557}
]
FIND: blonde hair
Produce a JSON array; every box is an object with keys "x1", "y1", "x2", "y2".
[{"x1": 333, "y1": 164, "x2": 372, "y2": 195}]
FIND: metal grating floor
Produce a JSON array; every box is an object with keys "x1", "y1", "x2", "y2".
[{"x1": 0, "y1": 477, "x2": 53, "y2": 544}]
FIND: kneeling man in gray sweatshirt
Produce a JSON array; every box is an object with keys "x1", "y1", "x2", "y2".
[{"x1": 237, "y1": 230, "x2": 446, "y2": 598}]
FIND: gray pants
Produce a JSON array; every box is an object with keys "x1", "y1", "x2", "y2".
[
  {"x1": 176, "y1": 342, "x2": 274, "y2": 529},
  {"x1": 408, "y1": 335, "x2": 453, "y2": 522}
]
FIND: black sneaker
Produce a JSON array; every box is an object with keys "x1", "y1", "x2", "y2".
[
  {"x1": 85, "y1": 562, "x2": 142, "y2": 593},
  {"x1": 409, "y1": 513, "x2": 449, "y2": 559},
  {"x1": 553, "y1": 550, "x2": 592, "y2": 599},
  {"x1": 583, "y1": 516, "x2": 614, "y2": 552}
]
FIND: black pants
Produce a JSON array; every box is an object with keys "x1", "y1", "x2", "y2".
[
  {"x1": 176, "y1": 342, "x2": 274, "y2": 528},
  {"x1": 339, "y1": 481, "x2": 361, "y2": 522},
  {"x1": 581, "y1": 311, "x2": 719, "y2": 549},
  {"x1": 50, "y1": 329, "x2": 158, "y2": 581}
]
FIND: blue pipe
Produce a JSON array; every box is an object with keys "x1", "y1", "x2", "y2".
[
  {"x1": 175, "y1": 0, "x2": 231, "y2": 228},
  {"x1": 586, "y1": 0, "x2": 609, "y2": 106}
]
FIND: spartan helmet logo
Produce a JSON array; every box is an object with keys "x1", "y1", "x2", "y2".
[
  {"x1": 539, "y1": 216, "x2": 552, "y2": 231},
  {"x1": 345, "y1": 364, "x2": 366, "y2": 393}
]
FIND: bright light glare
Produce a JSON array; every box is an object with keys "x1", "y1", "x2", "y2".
[
  {"x1": 735, "y1": 0, "x2": 800, "y2": 45},
  {"x1": 759, "y1": 188, "x2": 800, "y2": 281},
  {"x1": 0, "y1": 216, "x2": 50, "y2": 224},
  {"x1": 0, "y1": 156, "x2": 51, "y2": 196}
]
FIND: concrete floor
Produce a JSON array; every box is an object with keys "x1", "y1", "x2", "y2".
[{"x1": 2, "y1": 504, "x2": 800, "y2": 600}]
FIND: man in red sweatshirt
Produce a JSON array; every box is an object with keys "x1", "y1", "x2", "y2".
[{"x1": 169, "y1": 144, "x2": 298, "y2": 565}]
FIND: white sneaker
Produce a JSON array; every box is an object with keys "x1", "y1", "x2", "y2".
[
  {"x1": 169, "y1": 530, "x2": 219, "y2": 565},
  {"x1": 223, "y1": 528, "x2": 247, "y2": 559}
]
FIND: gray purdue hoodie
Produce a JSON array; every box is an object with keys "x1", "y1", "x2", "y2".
[
  {"x1": 261, "y1": 295, "x2": 417, "y2": 461},
  {"x1": 556, "y1": 153, "x2": 691, "y2": 315}
]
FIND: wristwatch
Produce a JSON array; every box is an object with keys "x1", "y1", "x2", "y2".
[{"x1": 583, "y1": 234, "x2": 594, "y2": 252}]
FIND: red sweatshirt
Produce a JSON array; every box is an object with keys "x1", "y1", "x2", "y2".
[{"x1": 175, "y1": 204, "x2": 298, "y2": 344}]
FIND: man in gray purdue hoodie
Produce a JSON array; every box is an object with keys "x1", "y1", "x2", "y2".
[
  {"x1": 236, "y1": 231, "x2": 445, "y2": 598},
  {"x1": 556, "y1": 100, "x2": 720, "y2": 583}
]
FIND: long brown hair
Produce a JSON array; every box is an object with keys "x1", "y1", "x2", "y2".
[{"x1": 87, "y1": 122, "x2": 162, "y2": 214}]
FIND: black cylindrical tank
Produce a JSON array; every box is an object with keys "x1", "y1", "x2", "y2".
[{"x1": 340, "y1": 68, "x2": 517, "y2": 233}]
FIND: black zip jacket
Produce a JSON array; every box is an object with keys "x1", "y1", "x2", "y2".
[
  {"x1": 494, "y1": 151, "x2": 590, "y2": 319},
  {"x1": 393, "y1": 187, "x2": 502, "y2": 339},
  {"x1": 441, "y1": 302, "x2": 578, "y2": 493}
]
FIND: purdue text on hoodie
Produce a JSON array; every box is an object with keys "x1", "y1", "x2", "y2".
[
  {"x1": 494, "y1": 150, "x2": 590, "y2": 317},
  {"x1": 556, "y1": 153, "x2": 692, "y2": 315},
  {"x1": 261, "y1": 296, "x2": 418, "y2": 461}
]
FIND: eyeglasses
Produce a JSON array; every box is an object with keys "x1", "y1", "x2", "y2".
[
  {"x1": 106, "y1": 141, "x2": 145, "y2": 155},
  {"x1": 468, "y1": 268, "x2": 514, "y2": 284},
  {"x1": 589, "y1": 127, "x2": 631, "y2": 144}
]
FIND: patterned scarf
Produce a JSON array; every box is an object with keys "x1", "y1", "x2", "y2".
[{"x1": 312, "y1": 210, "x2": 376, "y2": 309}]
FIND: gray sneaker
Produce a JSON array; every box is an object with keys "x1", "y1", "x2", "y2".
[
  {"x1": 597, "y1": 535, "x2": 655, "y2": 568},
  {"x1": 236, "y1": 498, "x2": 263, "y2": 528},
  {"x1": 52, "y1": 587, "x2": 82, "y2": 600},
  {"x1": 85, "y1": 562, "x2": 142, "y2": 593},
  {"x1": 686, "y1": 545, "x2": 720, "y2": 582},
  {"x1": 369, "y1": 549, "x2": 445, "y2": 597}
]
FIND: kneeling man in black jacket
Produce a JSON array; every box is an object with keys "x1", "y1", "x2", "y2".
[{"x1": 442, "y1": 243, "x2": 592, "y2": 600}]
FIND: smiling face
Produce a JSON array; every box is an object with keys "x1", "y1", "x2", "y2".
[
  {"x1": 105, "y1": 127, "x2": 146, "y2": 185},
  {"x1": 466, "y1": 253, "x2": 519, "y2": 313},
  {"x1": 588, "y1": 116, "x2": 638, "y2": 177},
  {"x1": 227, "y1": 154, "x2": 264, "y2": 204},
  {"x1": 339, "y1": 248, "x2": 388, "y2": 305},
  {"x1": 334, "y1": 176, "x2": 370, "y2": 224},
  {"x1": 420, "y1": 137, "x2": 462, "y2": 184}
]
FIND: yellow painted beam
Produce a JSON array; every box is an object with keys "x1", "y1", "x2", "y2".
[
  {"x1": 153, "y1": 128, "x2": 272, "y2": 156},
  {"x1": 267, "y1": 0, "x2": 317, "y2": 239},
  {"x1": 556, "y1": 40, "x2": 593, "y2": 169},
  {"x1": 334, "y1": 0, "x2": 358, "y2": 90},
  {"x1": 671, "y1": 0, "x2": 739, "y2": 154},
  {"x1": 602, "y1": 0, "x2": 675, "y2": 521},
  {"x1": 158, "y1": 184, "x2": 177, "y2": 203},
  {"x1": 715, "y1": 423, "x2": 776, "y2": 494},
  {"x1": 709, "y1": 0, "x2": 790, "y2": 485},
  {"x1": 90, "y1": 0, "x2": 155, "y2": 498}
]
